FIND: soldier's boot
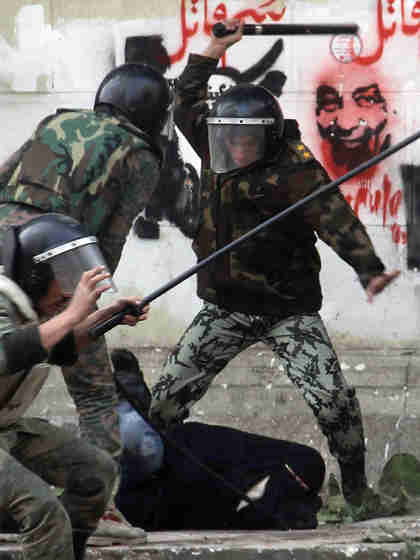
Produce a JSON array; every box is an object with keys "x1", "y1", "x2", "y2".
[
  {"x1": 339, "y1": 458, "x2": 368, "y2": 507},
  {"x1": 339, "y1": 458, "x2": 407, "y2": 521}
]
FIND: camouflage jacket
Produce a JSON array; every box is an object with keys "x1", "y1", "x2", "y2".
[
  {"x1": 0, "y1": 275, "x2": 50, "y2": 427},
  {"x1": 0, "y1": 109, "x2": 161, "y2": 272},
  {"x1": 174, "y1": 54, "x2": 385, "y2": 315}
]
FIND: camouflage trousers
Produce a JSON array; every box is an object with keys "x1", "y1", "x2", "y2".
[
  {"x1": 0, "y1": 203, "x2": 121, "y2": 460},
  {"x1": 0, "y1": 418, "x2": 117, "y2": 560},
  {"x1": 150, "y1": 303, "x2": 366, "y2": 464}
]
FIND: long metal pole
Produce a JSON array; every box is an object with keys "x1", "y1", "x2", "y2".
[{"x1": 89, "y1": 128, "x2": 420, "y2": 339}]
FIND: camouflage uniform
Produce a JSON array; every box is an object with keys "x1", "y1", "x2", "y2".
[
  {"x1": 0, "y1": 108, "x2": 161, "y2": 458},
  {"x1": 150, "y1": 54, "x2": 385, "y2": 467},
  {"x1": 0, "y1": 274, "x2": 117, "y2": 560}
]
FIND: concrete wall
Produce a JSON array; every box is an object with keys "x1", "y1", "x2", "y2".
[{"x1": 1, "y1": 0, "x2": 419, "y2": 351}]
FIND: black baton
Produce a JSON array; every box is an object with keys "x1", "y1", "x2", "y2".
[
  {"x1": 212, "y1": 22, "x2": 359, "y2": 38},
  {"x1": 89, "y1": 127, "x2": 420, "y2": 340}
]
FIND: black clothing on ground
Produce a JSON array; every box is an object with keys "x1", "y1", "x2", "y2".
[{"x1": 116, "y1": 421, "x2": 325, "y2": 531}]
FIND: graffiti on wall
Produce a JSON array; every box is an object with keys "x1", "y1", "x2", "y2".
[
  {"x1": 127, "y1": 2, "x2": 288, "y2": 241},
  {"x1": 310, "y1": 0, "x2": 420, "y2": 248},
  {"x1": 315, "y1": 75, "x2": 391, "y2": 180},
  {"x1": 121, "y1": 0, "x2": 420, "y2": 251},
  {"x1": 343, "y1": 175, "x2": 406, "y2": 245},
  {"x1": 169, "y1": 0, "x2": 286, "y2": 65},
  {"x1": 357, "y1": 0, "x2": 420, "y2": 65}
]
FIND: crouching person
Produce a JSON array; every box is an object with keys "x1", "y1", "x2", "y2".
[
  {"x1": 112, "y1": 349, "x2": 326, "y2": 531},
  {"x1": 0, "y1": 213, "x2": 148, "y2": 560}
]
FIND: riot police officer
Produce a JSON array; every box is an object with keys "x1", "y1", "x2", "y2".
[
  {"x1": 150, "y1": 19, "x2": 400, "y2": 521},
  {"x1": 0, "y1": 213, "x2": 148, "y2": 559},
  {"x1": 0, "y1": 62, "x2": 172, "y2": 541}
]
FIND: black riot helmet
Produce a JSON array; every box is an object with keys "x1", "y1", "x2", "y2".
[
  {"x1": 3, "y1": 213, "x2": 116, "y2": 302},
  {"x1": 94, "y1": 63, "x2": 173, "y2": 139},
  {"x1": 207, "y1": 84, "x2": 284, "y2": 173}
]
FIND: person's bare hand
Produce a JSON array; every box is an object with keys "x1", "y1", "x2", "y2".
[
  {"x1": 212, "y1": 18, "x2": 244, "y2": 46},
  {"x1": 366, "y1": 270, "x2": 400, "y2": 303},
  {"x1": 203, "y1": 19, "x2": 243, "y2": 58},
  {"x1": 114, "y1": 299, "x2": 150, "y2": 326},
  {"x1": 67, "y1": 266, "x2": 111, "y2": 323}
]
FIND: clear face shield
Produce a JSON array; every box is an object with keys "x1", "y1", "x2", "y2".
[
  {"x1": 207, "y1": 117, "x2": 274, "y2": 174},
  {"x1": 33, "y1": 236, "x2": 117, "y2": 295}
]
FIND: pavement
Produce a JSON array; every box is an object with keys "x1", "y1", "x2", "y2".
[
  {"x1": 0, "y1": 516, "x2": 420, "y2": 559},
  {"x1": 17, "y1": 342, "x2": 420, "y2": 559}
]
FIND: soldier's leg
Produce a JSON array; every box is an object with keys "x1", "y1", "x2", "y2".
[
  {"x1": 61, "y1": 336, "x2": 120, "y2": 458},
  {"x1": 61, "y1": 338, "x2": 148, "y2": 542},
  {"x1": 0, "y1": 203, "x2": 145, "y2": 538},
  {"x1": 150, "y1": 303, "x2": 258, "y2": 428},
  {"x1": 262, "y1": 313, "x2": 368, "y2": 503},
  {"x1": 15, "y1": 419, "x2": 117, "y2": 559},
  {"x1": 0, "y1": 418, "x2": 117, "y2": 560},
  {"x1": 0, "y1": 204, "x2": 120, "y2": 459},
  {"x1": 0, "y1": 448, "x2": 74, "y2": 560}
]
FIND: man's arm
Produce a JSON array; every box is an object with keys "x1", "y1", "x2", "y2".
[
  {"x1": 174, "y1": 19, "x2": 244, "y2": 157},
  {"x1": 95, "y1": 147, "x2": 161, "y2": 272},
  {"x1": 302, "y1": 166, "x2": 399, "y2": 299}
]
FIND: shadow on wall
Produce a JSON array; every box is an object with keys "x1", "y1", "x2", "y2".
[
  {"x1": 125, "y1": 35, "x2": 201, "y2": 241},
  {"x1": 124, "y1": 34, "x2": 290, "y2": 241}
]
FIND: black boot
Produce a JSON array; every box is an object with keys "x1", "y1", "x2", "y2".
[
  {"x1": 339, "y1": 458, "x2": 407, "y2": 521},
  {"x1": 339, "y1": 458, "x2": 368, "y2": 506}
]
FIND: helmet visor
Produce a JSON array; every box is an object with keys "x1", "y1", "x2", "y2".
[
  {"x1": 207, "y1": 118, "x2": 272, "y2": 173},
  {"x1": 34, "y1": 237, "x2": 117, "y2": 295}
]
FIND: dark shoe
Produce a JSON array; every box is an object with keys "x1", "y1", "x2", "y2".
[
  {"x1": 346, "y1": 486, "x2": 407, "y2": 521},
  {"x1": 320, "y1": 473, "x2": 407, "y2": 524},
  {"x1": 111, "y1": 349, "x2": 151, "y2": 417},
  {"x1": 339, "y1": 458, "x2": 368, "y2": 506}
]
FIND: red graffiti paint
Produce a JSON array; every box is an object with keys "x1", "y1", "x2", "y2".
[
  {"x1": 313, "y1": 62, "x2": 394, "y2": 182},
  {"x1": 343, "y1": 174, "x2": 406, "y2": 244},
  {"x1": 170, "y1": 0, "x2": 286, "y2": 65},
  {"x1": 356, "y1": 0, "x2": 420, "y2": 65}
]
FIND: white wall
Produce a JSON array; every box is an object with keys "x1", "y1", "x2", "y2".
[{"x1": 1, "y1": 0, "x2": 419, "y2": 348}]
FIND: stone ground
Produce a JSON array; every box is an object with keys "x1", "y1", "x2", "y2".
[
  {"x1": 1, "y1": 515, "x2": 420, "y2": 559},
  {"x1": 15, "y1": 342, "x2": 420, "y2": 559}
]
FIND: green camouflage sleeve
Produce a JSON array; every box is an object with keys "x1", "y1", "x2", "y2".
[
  {"x1": 259, "y1": 157, "x2": 385, "y2": 288},
  {"x1": 89, "y1": 147, "x2": 160, "y2": 272},
  {"x1": 0, "y1": 295, "x2": 46, "y2": 375},
  {"x1": 302, "y1": 164, "x2": 385, "y2": 287},
  {"x1": 0, "y1": 141, "x2": 31, "y2": 188}
]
